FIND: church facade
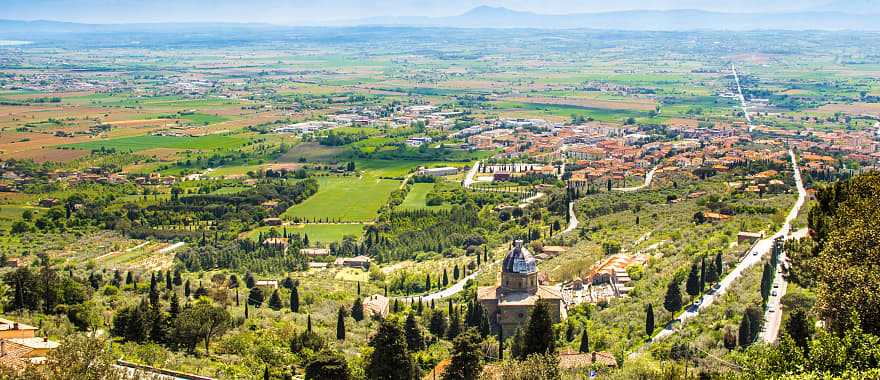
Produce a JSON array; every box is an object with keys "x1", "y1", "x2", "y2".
[{"x1": 478, "y1": 240, "x2": 566, "y2": 338}]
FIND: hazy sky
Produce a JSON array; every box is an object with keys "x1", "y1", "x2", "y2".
[{"x1": 2, "y1": 0, "x2": 839, "y2": 24}]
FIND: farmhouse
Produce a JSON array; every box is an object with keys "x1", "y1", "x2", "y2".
[
  {"x1": 478, "y1": 240, "x2": 566, "y2": 337},
  {"x1": 417, "y1": 166, "x2": 459, "y2": 177},
  {"x1": 262, "y1": 217, "x2": 283, "y2": 226},
  {"x1": 300, "y1": 248, "x2": 330, "y2": 257},
  {"x1": 362, "y1": 294, "x2": 390, "y2": 318},
  {"x1": 262, "y1": 238, "x2": 289, "y2": 252},
  {"x1": 0, "y1": 319, "x2": 59, "y2": 369},
  {"x1": 254, "y1": 280, "x2": 278, "y2": 290},
  {"x1": 334, "y1": 255, "x2": 372, "y2": 270}
]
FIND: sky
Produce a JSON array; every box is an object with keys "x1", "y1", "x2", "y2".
[{"x1": 1, "y1": 0, "x2": 843, "y2": 24}]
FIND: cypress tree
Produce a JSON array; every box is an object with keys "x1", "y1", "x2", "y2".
[
  {"x1": 685, "y1": 263, "x2": 701, "y2": 296},
  {"x1": 169, "y1": 292, "x2": 180, "y2": 319},
  {"x1": 307, "y1": 314, "x2": 312, "y2": 333},
  {"x1": 365, "y1": 319, "x2": 416, "y2": 380},
  {"x1": 425, "y1": 273, "x2": 431, "y2": 291},
  {"x1": 165, "y1": 271, "x2": 172, "y2": 291},
  {"x1": 715, "y1": 252, "x2": 724, "y2": 277},
  {"x1": 248, "y1": 287, "x2": 264, "y2": 307},
  {"x1": 738, "y1": 313, "x2": 752, "y2": 347},
  {"x1": 149, "y1": 273, "x2": 159, "y2": 309},
  {"x1": 291, "y1": 286, "x2": 300, "y2": 313},
  {"x1": 579, "y1": 329, "x2": 590, "y2": 353},
  {"x1": 357, "y1": 281, "x2": 361, "y2": 296},
  {"x1": 442, "y1": 269, "x2": 449, "y2": 287},
  {"x1": 351, "y1": 297, "x2": 364, "y2": 321},
  {"x1": 520, "y1": 303, "x2": 555, "y2": 358},
  {"x1": 700, "y1": 257, "x2": 706, "y2": 291},
  {"x1": 245, "y1": 300, "x2": 249, "y2": 319},
  {"x1": 268, "y1": 289, "x2": 283, "y2": 310},
  {"x1": 453, "y1": 265, "x2": 460, "y2": 281},
  {"x1": 645, "y1": 303, "x2": 655, "y2": 337},
  {"x1": 664, "y1": 280, "x2": 683, "y2": 313},
  {"x1": 337, "y1": 307, "x2": 346, "y2": 340},
  {"x1": 404, "y1": 312, "x2": 424, "y2": 351},
  {"x1": 173, "y1": 268, "x2": 182, "y2": 286},
  {"x1": 184, "y1": 279, "x2": 191, "y2": 298}
]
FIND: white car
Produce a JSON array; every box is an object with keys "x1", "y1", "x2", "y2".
[{"x1": 771, "y1": 290, "x2": 778, "y2": 297}]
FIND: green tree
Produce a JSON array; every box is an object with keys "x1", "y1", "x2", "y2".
[
  {"x1": 351, "y1": 297, "x2": 364, "y2": 321},
  {"x1": 337, "y1": 307, "x2": 346, "y2": 340},
  {"x1": 404, "y1": 312, "x2": 424, "y2": 351},
  {"x1": 305, "y1": 350, "x2": 351, "y2": 380},
  {"x1": 520, "y1": 302, "x2": 556, "y2": 358},
  {"x1": 664, "y1": 280, "x2": 683, "y2": 313},
  {"x1": 366, "y1": 318, "x2": 418, "y2": 380},
  {"x1": 248, "y1": 287, "x2": 264, "y2": 307},
  {"x1": 739, "y1": 313, "x2": 753, "y2": 348},
  {"x1": 429, "y1": 310, "x2": 447, "y2": 337},
  {"x1": 442, "y1": 329, "x2": 483, "y2": 380},
  {"x1": 785, "y1": 308, "x2": 814, "y2": 352},
  {"x1": 685, "y1": 263, "x2": 701, "y2": 296},
  {"x1": 578, "y1": 329, "x2": 590, "y2": 353},
  {"x1": 172, "y1": 300, "x2": 231, "y2": 354},
  {"x1": 268, "y1": 289, "x2": 283, "y2": 310},
  {"x1": 290, "y1": 286, "x2": 300, "y2": 312},
  {"x1": 645, "y1": 303, "x2": 655, "y2": 337}
]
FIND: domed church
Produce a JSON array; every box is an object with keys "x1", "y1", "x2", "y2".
[{"x1": 478, "y1": 240, "x2": 566, "y2": 337}]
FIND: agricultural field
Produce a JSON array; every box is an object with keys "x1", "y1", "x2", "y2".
[
  {"x1": 281, "y1": 175, "x2": 400, "y2": 222},
  {"x1": 63, "y1": 134, "x2": 249, "y2": 152}
]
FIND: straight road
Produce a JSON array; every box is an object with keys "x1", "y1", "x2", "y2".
[
  {"x1": 761, "y1": 227, "x2": 807, "y2": 343},
  {"x1": 646, "y1": 149, "x2": 805, "y2": 346},
  {"x1": 732, "y1": 64, "x2": 755, "y2": 131},
  {"x1": 463, "y1": 160, "x2": 480, "y2": 188}
]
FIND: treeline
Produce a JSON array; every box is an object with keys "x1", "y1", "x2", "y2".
[
  {"x1": 369, "y1": 207, "x2": 487, "y2": 263},
  {"x1": 117, "y1": 179, "x2": 317, "y2": 238},
  {"x1": 175, "y1": 237, "x2": 307, "y2": 273}
]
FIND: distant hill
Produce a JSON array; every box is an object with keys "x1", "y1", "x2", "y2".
[
  {"x1": 1, "y1": 5, "x2": 879, "y2": 34},
  {"x1": 811, "y1": 0, "x2": 880, "y2": 13},
  {"x1": 340, "y1": 5, "x2": 880, "y2": 31}
]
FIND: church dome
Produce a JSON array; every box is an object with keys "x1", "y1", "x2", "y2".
[{"x1": 503, "y1": 240, "x2": 537, "y2": 274}]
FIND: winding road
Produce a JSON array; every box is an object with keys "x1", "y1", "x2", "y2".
[
  {"x1": 645, "y1": 149, "x2": 806, "y2": 347},
  {"x1": 761, "y1": 227, "x2": 807, "y2": 343},
  {"x1": 612, "y1": 165, "x2": 659, "y2": 192}
]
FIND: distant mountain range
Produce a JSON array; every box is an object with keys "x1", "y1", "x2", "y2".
[
  {"x1": 1, "y1": 3, "x2": 879, "y2": 34},
  {"x1": 336, "y1": 5, "x2": 880, "y2": 30}
]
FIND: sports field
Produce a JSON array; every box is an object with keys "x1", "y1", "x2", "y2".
[{"x1": 282, "y1": 176, "x2": 399, "y2": 222}]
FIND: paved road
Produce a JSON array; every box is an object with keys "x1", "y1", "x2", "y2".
[
  {"x1": 732, "y1": 64, "x2": 755, "y2": 131},
  {"x1": 463, "y1": 160, "x2": 480, "y2": 188},
  {"x1": 761, "y1": 227, "x2": 807, "y2": 343},
  {"x1": 403, "y1": 258, "x2": 503, "y2": 302},
  {"x1": 647, "y1": 149, "x2": 805, "y2": 345},
  {"x1": 561, "y1": 201, "x2": 580, "y2": 235},
  {"x1": 612, "y1": 165, "x2": 658, "y2": 192}
]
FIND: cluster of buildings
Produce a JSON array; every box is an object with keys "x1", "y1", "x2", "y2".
[{"x1": 0, "y1": 319, "x2": 59, "y2": 370}]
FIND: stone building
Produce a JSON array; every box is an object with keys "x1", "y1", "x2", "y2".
[{"x1": 478, "y1": 240, "x2": 566, "y2": 337}]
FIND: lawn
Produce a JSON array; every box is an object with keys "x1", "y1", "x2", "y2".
[
  {"x1": 62, "y1": 135, "x2": 248, "y2": 152},
  {"x1": 248, "y1": 223, "x2": 366, "y2": 245},
  {"x1": 397, "y1": 183, "x2": 450, "y2": 211},
  {"x1": 281, "y1": 176, "x2": 399, "y2": 222}
]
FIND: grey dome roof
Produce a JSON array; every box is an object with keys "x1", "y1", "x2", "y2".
[{"x1": 503, "y1": 240, "x2": 537, "y2": 274}]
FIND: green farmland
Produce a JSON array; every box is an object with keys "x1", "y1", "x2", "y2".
[
  {"x1": 62, "y1": 135, "x2": 249, "y2": 152},
  {"x1": 282, "y1": 176, "x2": 399, "y2": 222},
  {"x1": 397, "y1": 183, "x2": 450, "y2": 211}
]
